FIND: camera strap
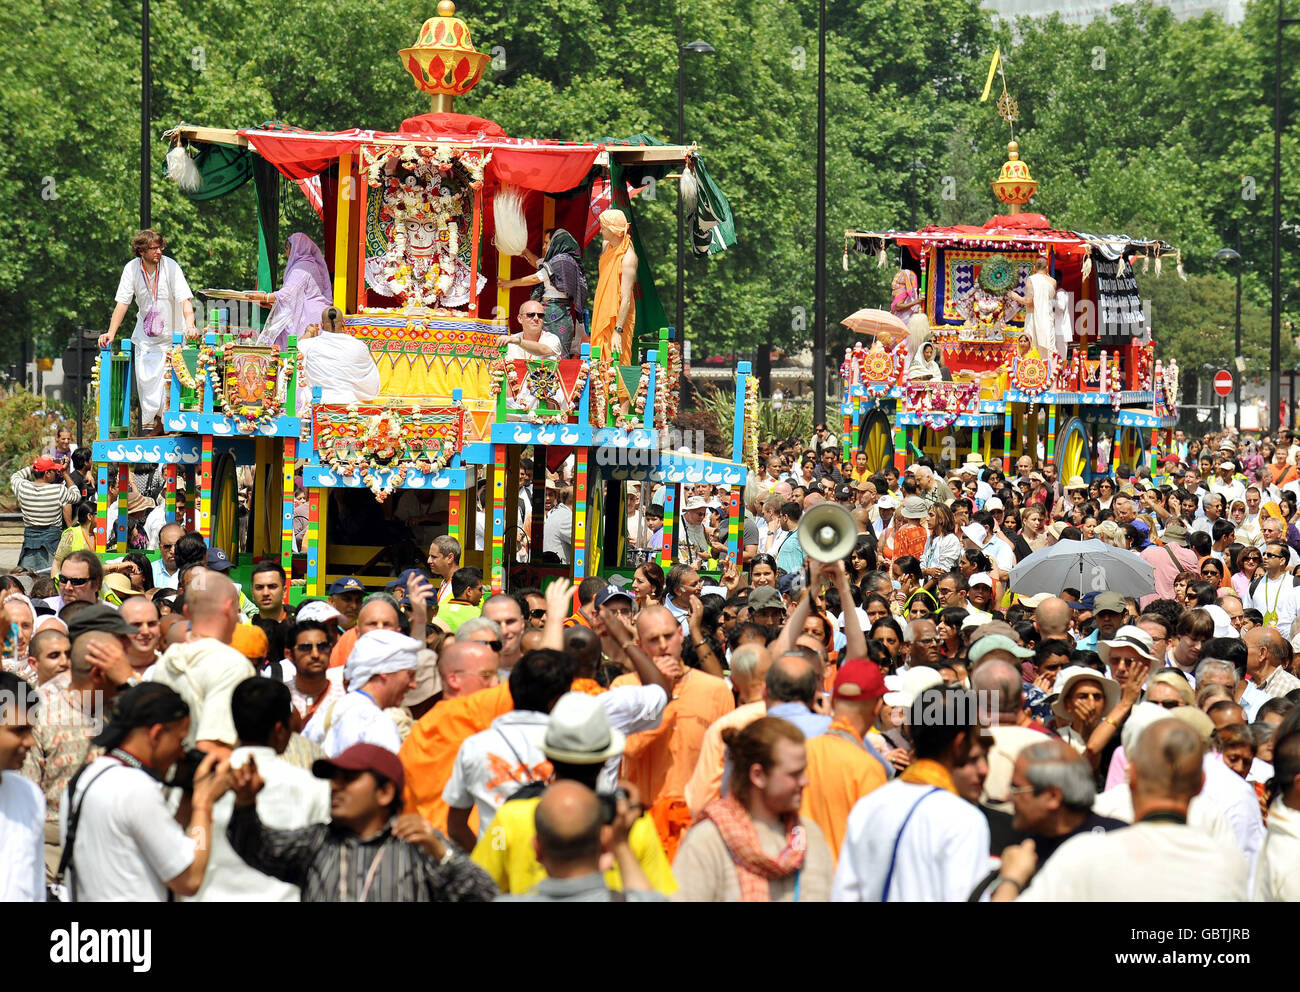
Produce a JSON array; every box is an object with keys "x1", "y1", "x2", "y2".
[{"x1": 54, "y1": 760, "x2": 122, "y2": 902}]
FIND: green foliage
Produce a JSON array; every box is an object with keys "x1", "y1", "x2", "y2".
[
  {"x1": 5, "y1": 0, "x2": 1296, "y2": 402},
  {"x1": 695, "y1": 385, "x2": 813, "y2": 459},
  {"x1": 0, "y1": 390, "x2": 64, "y2": 487}
]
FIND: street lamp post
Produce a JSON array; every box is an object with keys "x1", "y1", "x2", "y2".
[
  {"x1": 813, "y1": 0, "x2": 827, "y2": 426},
  {"x1": 1272, "y1": 1, "x2": 1300, "y2": 432},
  {"x1": 1214, "y1": 247, "x2": 1243, "y2": 431},
  {"x1": 675, "y1": 16, "x2": 714, "y2": 350},
  {"x1": 141, "y1": 0, "x2": 151, "y2": 230}
]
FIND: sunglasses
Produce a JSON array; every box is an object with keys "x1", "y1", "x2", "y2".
[
  {"x1": 59, "y1": 575, "x2": 91, "y2": 586},
  {"x1": 475, "y1": 639, "x2": 504, "y2": 652},
  {"x1": 294, "y1": 641, "x2": 330, "y2": 653},
  {"x1": 527, "y1": 609, "x2": 547, "y2": 620},
  {"x1": 520, "y1": 311, "x2": 545, "y2": 319},
  {"x1": 1154, "y1": 699, "x2": 1182, "y2": 709}
]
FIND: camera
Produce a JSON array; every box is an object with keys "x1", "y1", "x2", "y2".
[
  {"x1": 165, "y1": 748, "x2": 208, "y2": 793},
  {"x1": 597, "y1": 787, "x2": 630, "y2": 825}
]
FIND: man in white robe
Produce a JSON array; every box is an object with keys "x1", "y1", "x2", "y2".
[{"x1": 296, "y1": 307, "x2": 381, "y2": 412}]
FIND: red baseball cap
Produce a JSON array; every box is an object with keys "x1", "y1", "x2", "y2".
[
  {"x1": 312, "y1": 743, "x2": 405, "y2": 793},
  {"x1": 32, "y1": 456, "x2": 60, "y2": 472},
  {"x1": 833, "y1": 659, "x2": 887, "y2": 700}
]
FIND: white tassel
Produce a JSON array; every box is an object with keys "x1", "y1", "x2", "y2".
[
  {"x1": 1081, "y1": 255, "x2": 1092, "y2": 281},
  {"x1": 493, "y1": 186, "x2": 528, "y2": 257},
  {"x1": 1154, "y1": 253, "x2": 1162, "y2": 277},
  {"x1": 877, "y1": 246, "x2": 887, "y2": 269},
  {"x1": 1176, "y1": 253, "x2": 1186, "y2": 281},
  {"x1": 1141, "y1": 252, "x2": 1149, "y2": 274},
  {"x1": 166, "y1": 144, "x2": 202, "y2": 192},
  {"x1": 842, "y1": 247, "x2": 849, "y2": 272},
  {"x1": 678, "y1": 166, "x2": 699, "y2": 216},
  {"x1": 1115, "y1": 254, "x2": 1127, "y2": 277}
]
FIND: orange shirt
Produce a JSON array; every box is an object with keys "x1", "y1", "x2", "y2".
[
  {"x1": 683, "y1": 701, "x2": 766, "y2": 817},
  {"x1": 800, "y1": 718, "x2": 887, "y2": 864},
  {"x1": 328, "y1": 626, "x2": 360, "y2": 670},
  {"x1": 612, "y1": 669, "x2": 735, "y2": 807},
  {"x1": 399, "y1": 683, "x2": 514, "y2": 834},
  {"x1": 891, "y1": 523, "x2": 928, "y2": 562}
]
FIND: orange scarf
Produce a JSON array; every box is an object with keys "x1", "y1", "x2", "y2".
[
  {"x1": 899, "y1": 758, "x2": 957, "y2": 795},
  {"x1": 697, "y1": 796, "x2": 807, "y2": 902},
  {"x1": 569, "y1": 678, "x2": 604, "y2": 697}
]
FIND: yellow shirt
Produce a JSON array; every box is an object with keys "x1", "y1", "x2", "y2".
[{"x1": 471, "y1": 795, "x2": 678, "y2": 895}]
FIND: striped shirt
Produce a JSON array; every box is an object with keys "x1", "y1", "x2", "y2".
[
  {"x1": 226, "y1": 806, "x2": 498, "y2": 902},
  {"x1": 9, "y1": 469, "x2": 76, "y2": 527}
]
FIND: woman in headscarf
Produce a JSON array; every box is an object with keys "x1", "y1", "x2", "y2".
[
  {"x1": 906, "y1": 341, "x2": 942, "y2": 381},
  {"x1": 249, "y1": 234, "x2": 334, "y2": 350},
  {"x1": 589, "y1": 209, "x2": 638, "y2": 361},
  {"x1": 499, "y1": 228, "x2": 588, "y2": 357}
]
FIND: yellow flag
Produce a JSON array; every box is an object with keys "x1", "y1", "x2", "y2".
[{"x1": 980, "y1": 47, "x2": 1000, "y2": 102}]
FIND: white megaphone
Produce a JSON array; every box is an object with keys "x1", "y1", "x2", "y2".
[{"x1": 797, "y1": 502, "x2": 858, "y2": 563}]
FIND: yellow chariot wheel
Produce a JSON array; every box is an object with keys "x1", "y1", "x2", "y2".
[
  {"x1": 1057, "y1": 417, "x2": 1092, "y2": 482},
  {"x1": 208, "y1": 451, "x2": 239, "y2": 561},
  {"x1": 1115, "y1": 426, "x2": 1148, "y2": 474},
  {"x1": 859, "y1": 408, "x2": 895, "y2": 474}
]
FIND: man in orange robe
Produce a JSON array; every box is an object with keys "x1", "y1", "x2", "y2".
[{"x1": 588, "y1": 209, "x2": 638, "y2": 361}]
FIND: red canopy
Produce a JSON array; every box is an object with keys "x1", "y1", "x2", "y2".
[{"x1": 240, "y1": 114, "x2": 602, "y2": 193}]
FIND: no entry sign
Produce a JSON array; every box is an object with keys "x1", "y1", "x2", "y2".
[{"x1": 1213, "y1": 370, "x2": 1233, "y2": 397}]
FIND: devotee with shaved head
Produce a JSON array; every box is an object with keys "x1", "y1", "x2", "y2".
[{"x1": 147, "y1": 569, "x2": 255, "y2": 753}]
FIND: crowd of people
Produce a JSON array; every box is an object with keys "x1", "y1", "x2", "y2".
[{"x1": 4, "y1": 416, "x2": 1300, "y2": 903}]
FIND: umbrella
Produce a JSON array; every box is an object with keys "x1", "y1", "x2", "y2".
[
  {"x1": 1008, "y1": 539, "x2": 1155, "y2": 599},
  {"x1": 840, "y1": 308, "x2": 908, "y2": 347}
]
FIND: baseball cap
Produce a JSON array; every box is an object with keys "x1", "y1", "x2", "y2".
[
  {"x1": 1093, "y1": 591, "x2": 1126, "y2": 615},
  {"x1": 962, "y1": 523, "x2": 988, "y2": 546},
  {"x1": 32, "y1": 456, "x2": 60, "y2": 472},
  {"x1": 877, "y1": 495, "x2": 898, "y2": 510},
  {"x1": 833, "y1": 659, "x2": 887, "y2": 700},
  {"x1": 984, "y1": 497, "x2": 1004, "y2": 511},
  {"x1": 1017, "y1": 592, "x2": 1052, "y2": 608},
  {"x1": 882, "y1": 666, "x2": 945, "y2": 707},
  {"x1": 969, "y1": 572, "x2": 993, "y2": 589},
  {"x1": 206, "y1": 547, "x2": 234, "y2": 572},
  {"x1": 835, "y1": 483, "x2": 854, "y2": 502},
  {"x1": 329, "y1": 576, "x2": 365, "y2": 595},
  {"x1": 93, "y1": 683, "x2": 189, "y2": 749},
  {"x1": 66, "y1": 603, "x2": 139, "y2": 641},
  {"x1": 295, "y1": 600, "x2": 343, "y2": 624},
  {"x1": 968, "y1": 633, "x2": 1035, "y2": 664},
  {"x1": 541, "y1": 692, "x2": 626, "y2": 764},
  {"x1": 593, "y1": 584, "x2": 634, "y2": 609},
  {"x1": 1067, "y1": 590, "x2": 1100, "y2": 611},
  {"x1": 748, "y1": 586, "x2": 785, "y2": 612},
  {"x1": 312, "y1": 743, "x2": 405, "y2": 793}
]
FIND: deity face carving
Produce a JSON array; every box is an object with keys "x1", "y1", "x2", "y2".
[{"x1": 404, "y1": 219, "x2": 440, "y2": 256}]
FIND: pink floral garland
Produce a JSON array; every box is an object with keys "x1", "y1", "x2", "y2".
[{"x1": 901, "y1": 381, "x2": 980, "y2": 429}]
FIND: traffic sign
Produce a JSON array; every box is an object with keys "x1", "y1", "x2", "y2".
[{"x1": 1213, "y1": 370, "x2": 1233, "y2": 397}]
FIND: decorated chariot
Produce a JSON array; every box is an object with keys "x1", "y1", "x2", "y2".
[{"x1": 92, "y1": 3, "x2": 749, "y2": 599}]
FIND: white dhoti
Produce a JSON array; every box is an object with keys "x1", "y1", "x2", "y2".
[
  {"x1": 1027, "y1": 272, "x2": 1056, "y2": 355},
  {"x1": 134, "y1": 340, "x2": 170, "y2": 424}
]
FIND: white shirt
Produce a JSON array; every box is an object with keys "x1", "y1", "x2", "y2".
[
  {"x1": 506, "y1": 331, "x2": 562, "y2": 360},
  {"x1": 186, "y1": 746, "x2": 331, "y2": 902},
  {"x1": 303, "y1": 690, "x2": 402, "y2": 757},
  {"x1": 982, "y1": 537, "x2": 1016, "y2": 573},
  {"x1": 596, "y1": 683, "x2": 669, "y2": 791},
  {"x1": 0, "y1": 771, "x2": 45, "y2": 901},
  {"x1": 543, "y1": 504, "x2": 573, "y2": 563},
  {"x1": 60, "y1": 757, "x2": 197, "y2": 901},
  {"x1": 443, "y1": 710, "x2": 551, "y2": 839},
  {"x1": 143, "y1": 503, "x2": 167, "y2": 550},
  {"x1": 1093, "y1": 783, "x2": 1239, "y2": 849},
  {"x1": 1253, "y1": 798, "x2": 1300, "y2": 902},
  {"x1": 833, "y1": 780, "x2": 990, "y2": 902},
  {"x1": 1201, "y1": 752, "x2": 1266, "y2": 873},
  {"x1": 114, "y1": 256, "x2": 193, "y2": 346},
  {"x1": 1247, "y1": 573, "x2": 1300, "y2": 638},
  {"x1": 1020, "y1": 820, "x2": 1248, "y2": 901},
  {"x1": 151, "y1": 557, "x2": 179, "y2": 591},
  {"x1": 146, "y1": 638, "x2": 257, "y2": 749}
]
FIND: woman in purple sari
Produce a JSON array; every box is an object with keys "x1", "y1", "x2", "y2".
[{"x1": 249, "y1": 234, "x2": 334, "y2": 349}]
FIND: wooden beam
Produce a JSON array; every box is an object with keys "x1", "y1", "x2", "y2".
[
  {"x1": 608, "y1": 146, "x2": 693, "y2": 163},
  {"x1": 175, "y1": 126, "x2": 247, "y2": 147}
]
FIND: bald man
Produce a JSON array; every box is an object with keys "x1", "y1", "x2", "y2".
[
  {"x1": 1034, "y1": 596, "x2": 1073, "y2": 644},
  {"x1": 996, "y1": 720, "x2": 1249, "y2": 900},
  {"x1": 437, "y1": 641, "x2": 500, "y2": 700},
  {"x1": 685, "y1": 644, "x2": 773, "y2": 816},
  {"x1": 329, "y1": 596, "x2": 402, "y2": 671},
  {"x1": 147, "y1": 569, "x2": 256, "y2": 752},
  {"x1": 495, "y1": 781, "x2": 663, "y2": 902},
  {"x1": 612, "y1": 605, "x2": 734, "y2": 858}
]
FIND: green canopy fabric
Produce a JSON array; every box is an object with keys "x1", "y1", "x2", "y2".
[
  {"x1": 183, "y1": 144, "x2": 254, "y2": 202},
  {"x1": 609, "y1": 158, "x2": 670, "y2": 347}
]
